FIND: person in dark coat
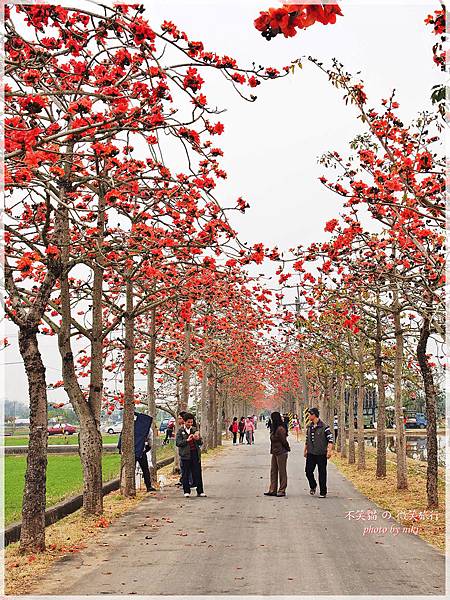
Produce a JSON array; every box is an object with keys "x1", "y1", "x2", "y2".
[
  {"x1": 118, "y1": 412, "x2": 156, "y2": 492},
  {"x1": 175, "y1": 412, "x2": 206, "y2": 497},
  {"x1": 304, "y1": 407, "x2": 334, "y2": 498},
  {"x1": 238, "y1": 416, "x2": 246, "y2": 444},
  {"x1": 264, "y1": 411, "x2": 290, "y2": 497}
]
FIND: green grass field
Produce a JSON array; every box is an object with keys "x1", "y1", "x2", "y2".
[
  {"x1": 4, "y1": 445, "x2": 174, "y2": 525},
  {"x1": 2, "y1": 434, "x2": 119, "y2": 446}
]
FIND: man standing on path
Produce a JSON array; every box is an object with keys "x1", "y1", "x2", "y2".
[{"x1": 304, "y1": 407, "x2": 334, "y2": 498}]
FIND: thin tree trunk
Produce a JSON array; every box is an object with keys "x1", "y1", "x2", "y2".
[
  {"x1": 348, "y1": 387, "x2": 356, "y2": 464},
  {"x1": 200, "y1": 363, "x2": 210, "y2": 451},
  {"x1": 417, "y1": 315, "x2": 438, "y2": 507},
  {"x1": 339, "y1": 376, "x2": 347, "y2": 458},
  {"x1": 18, "y1": 327, "x2": 48, "y2": 553},
  {"x1": 180, "y1": 323, "x2": 191, "y2": 411},
  {"x1": 393, "y1": 294, "x2": 408, "y2": 490},
  {"x1": 375, "y1": 306, "x2": 386, "y2": 478},
  {"x1": 120, "y1": 278, "x2": 136, "y2": 497},
  {"x1": 147, "y1": 307, "x2": 158, "y2": 486},
  {"x1": 357, "y1": 336, "x2": 366, "y2": 470}
]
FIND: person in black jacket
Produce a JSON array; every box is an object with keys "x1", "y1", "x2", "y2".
[
  {"x1": 304, "y1": 407, "x2": 334, "y2": 498},
  {"x1": 175, "y1": 413, "x2": 206, "y2": 497},
  {"x1": 118, "y1": 412, "x2": 156, "y2": 492}
]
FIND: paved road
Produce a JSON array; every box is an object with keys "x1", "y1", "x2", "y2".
[{"x1": 33, "y1": 431, "x2": 445, "y2": 596}]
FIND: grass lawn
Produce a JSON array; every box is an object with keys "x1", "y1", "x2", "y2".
[
  {"x1": 5, "y1": 445, "x2": 174, "y2": 525},
  {"x1": 3, "y1": 434, "x2": 119, "y2": 446}
]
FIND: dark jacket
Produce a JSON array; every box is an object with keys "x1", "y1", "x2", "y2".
[
  {"x1": 117, "y1": 412, "x2": 153, "y2": 459},
  {"x1": 176, "y1": 426, "x2": 203, "y2": 460},
  {"x1": 306, "y1": 419, "x2": 333, "y2": 455},
  {"x1": 270, "y1": 425, "x2": 290, "y2": 456}
]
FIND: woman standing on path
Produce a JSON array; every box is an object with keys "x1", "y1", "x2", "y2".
[
  {"x1": 245, "y1": 416, "x2": 255, "y2": 444},
  {"x1": 264, "y1": 411, "x2": 290, "y2": 497},
  {"x1": 175, "y1": 413, "x2": 206, "y2": 497},
  {"x1": 238, "y1": 417, "x2": 246, "y2": 444},
  {"x1": 230, "y1": 416, "x2": 239, "y2": 444}
]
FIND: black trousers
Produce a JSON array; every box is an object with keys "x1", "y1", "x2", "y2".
[
  {"x1": 136, "y1": 452, "x2": 152, "y2": 491},
  {"x1": 239, "y1": 430, "x2": 245, "y2": 443},
  {"x1": 305, "y1": 453, "x2": 328, "y2": 496},
  {"x1": 232, "y1": 431, "x2": 237, "y2": 444},
  {"x1": 181, "y1": 454, "x2": 204, "y2": 495},
  {"x1": 334, "y1": 428, "x2": 338, "y2": 442}
]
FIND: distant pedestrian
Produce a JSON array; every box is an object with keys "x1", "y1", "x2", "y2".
[
  {"x1": 176, "y1": 412, "x2": 206, "y2": 497},
  {"x1": 293, "y1": 415, "x2": 301, "y2": 442},
  {"x1": 245, "y1": 416, "x2": 255, "y2": 444},
  {"x1": 283, "y1": 413, "x2": 289, "y2": 434},
  {"x1": 264, "y1": 411, "x2": 290, "y2": 497},
  {"x1": 230, "y1": 417, "x2": 239, "y2": 444},
  {"x1": 333, "y1": 414, "x2": 338, "y2": 443},
  {"x1": 304, "y1": 407, "x2": 334, "y2": 498},
  {"x1": 238, "y1": 417, "x2": 246, "y2": 443}
]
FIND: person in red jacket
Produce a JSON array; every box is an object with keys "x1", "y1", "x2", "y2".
[{"x1": 230, "y1": 416, "x2": 239, "y2": 444}]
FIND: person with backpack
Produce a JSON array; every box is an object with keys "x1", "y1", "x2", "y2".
[
  {"x1": 264, "y1": 411, "x2": 290, "y2": 497},
  {"x1": 238, "y1": 416, "x2": 246, "y2": 444},
  {"x1": 229, "y1": 416, "x2": 239, "y2": 444}
]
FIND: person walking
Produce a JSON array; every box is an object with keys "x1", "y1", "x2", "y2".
[
  {"x1": 176, "y1": 412, "x2": 206, "y2": 497},
  {"x1": 283, "y1": 413, "x2": 290, "y2": 434},
  {"x1": 333, "y1": 414, "x2": 338, "y2": 443},
  {"x1": 304, "y1": 407, "x2": 334, "y2": 498},
  {"x1": 245, "y1": 416, "x2": 255, "y2": 444},
  {"x1": 264, "y1": 411, "x2": 290, "y2": 497},
  {"x1": 238, "y1": 417, "x2": 246, "y2": 444},
  {"x1": 230, "y1": 417, "x2": 239, "y2": 445}
]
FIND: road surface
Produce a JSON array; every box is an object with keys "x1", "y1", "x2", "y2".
[{"x1": 32, "y1": 431, "x2": 445, "y2": 596}]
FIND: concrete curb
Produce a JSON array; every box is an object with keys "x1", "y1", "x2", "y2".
[{"x1": 4, "y1": 455, "x2": 174, "y2": 546}]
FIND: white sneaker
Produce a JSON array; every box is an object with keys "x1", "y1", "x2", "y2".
[
  {"x1": 197, "y1": 493, "x2": 207, "y2": 497},
  {"x1": 184, "y1": 493, "x2": 190, "y2": 497}
]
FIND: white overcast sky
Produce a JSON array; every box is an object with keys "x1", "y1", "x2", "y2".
[{"x1": 2, "y1": 0, "x2": 442, "y2": 407}]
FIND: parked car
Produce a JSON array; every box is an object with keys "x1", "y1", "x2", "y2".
[
  {"x1": 48, "y1": 423, "x2": 77, "y2": 435},
  {"x1": 101, "y1": 422, "x2": 123, "y2": 435},
  {"x1": 159, "y1": 417, "x2": 175, "y2": 433},
  {"x1": 404, "y1": 411, "x2": 427, "y2": 429}
]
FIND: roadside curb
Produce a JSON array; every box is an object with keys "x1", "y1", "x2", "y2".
[{"x1": 4, "y1": 455, "x2": 174, "y2": 546}]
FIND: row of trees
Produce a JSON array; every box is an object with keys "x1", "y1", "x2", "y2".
[
  {"x1": 4, "y1": 1, "x2": 444, "y2": 557},
  {"x1": 262, "y1": 7, "x2": 445, "y2": 509},
  {"x1": 4, "y1": 2, "x2": 287, "y2": 552}
]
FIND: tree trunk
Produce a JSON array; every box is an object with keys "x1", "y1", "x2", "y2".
[
  {"x1": 58, "y1": 207, "x2": 103, "y2": 514},
  {"x1": 357, "y1": 337, "x2": 366, "y2": 470},
  {"x1": 348, "y1": 387, "x2": 356, "y2": 464},
  {"x1": 375, "y1": 306, "x2": 386, "y2": 478},
  {"x1": 180, "y1": 323, "x2": 191, "y2": 411},
  {"x1": 339, "y1": 376, "x2": 347, "y2": 458},
  {"x1": 200, "y1": 363, "x2": 210, "y2": 451},
  {"x1": 18, "y1": 326, "x2": 48, "y2": 553},
  {"x1": 147, "y1": 307, "x2": 158, "y2": 486},
  {"x1": 393, "y1": 296, "x2": 408, "y2": 490},
  {"x1": 120, "y1": 278, "x2": 136, "y2": 497},
  {"x1": 417, "y1": 315, "x2": 438, "y2": 508}
]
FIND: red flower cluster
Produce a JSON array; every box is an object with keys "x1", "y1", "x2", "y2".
[{"x1": 254, "y1": 3, "x2": 342, "y2": 40}]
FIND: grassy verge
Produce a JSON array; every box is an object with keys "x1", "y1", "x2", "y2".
[
  {"x1": 2, "y1": 434, "x2": 119, "y2": 446},
  {"x1": 5, "y1": 446, "x2": 175, "y2": 525},
  {"x1": 331, "y1": 446, "x2": 445, "y2": 552},
  {"x1": 5, "y1": 442, "x2": 226, "y2": 596}
]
